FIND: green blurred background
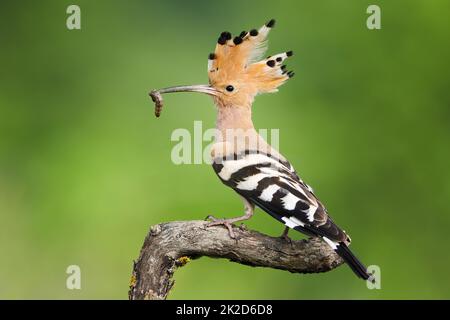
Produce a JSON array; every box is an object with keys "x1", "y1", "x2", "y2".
[{"x1": 1, "y1": 0, "x2": 449, "y2": 299}]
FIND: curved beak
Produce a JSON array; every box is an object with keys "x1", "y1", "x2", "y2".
[
  {"x1": 149, "y1": 84, "x2": 218, "y2": 117},
  {"x1": 151, "y1": 84, "x2": 219, "y2": 96}
]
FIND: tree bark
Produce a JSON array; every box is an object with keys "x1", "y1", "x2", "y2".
[{"x1": 128, "y1": 220, "x2": 343, "y2": 300}]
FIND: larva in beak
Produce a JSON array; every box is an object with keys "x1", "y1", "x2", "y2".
[
  {"x1": 149, "y1": 90, "x2": 163, "y2": 117},
  {"x1": 149, "y1": 85, "x2": 219, "y2": 117}
]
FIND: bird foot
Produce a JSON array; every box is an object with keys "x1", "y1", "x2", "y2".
[
  {"x1": 279, "y1": 227, "x2": 294, "y2": 247},
  {"x1": 279, "y1": 234, "x2": 294, "y2": 247},
  {"x1": 204, "y1": 215, "x2": 237, "y2": 239}
]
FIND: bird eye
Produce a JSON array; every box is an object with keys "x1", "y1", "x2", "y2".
[{"x1": 225, "y1": 85, "x2": 234, "y2": 92}]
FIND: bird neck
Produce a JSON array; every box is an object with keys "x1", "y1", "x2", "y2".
[
  {"x1": 215, "y1": 105, "x2": 257, "y2": 142},
  {"x1": 212, "y1": 104, "x2": 283, "y2": 160}
]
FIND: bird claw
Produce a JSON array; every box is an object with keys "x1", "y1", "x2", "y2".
[
  {"x1": 279, "y1": 234, "x2": 294, "y2": 247},
  {"x1": 279, "y1": 228, "x2": 294, "y2": 247},
  {"x1": 205, "y1": 218, "x2": 237, "y2": 239}
]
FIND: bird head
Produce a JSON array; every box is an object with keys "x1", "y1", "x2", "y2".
[
  {"x1": 150, "y1": 19, "x2": 294, "y2": 114},
  {"x1": 207, "y1": 19, "x2": 294, "y2": 108}
]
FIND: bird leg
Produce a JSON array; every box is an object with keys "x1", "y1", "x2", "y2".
[
  {"x1": 279, "y1": 226, "x2": 293, "y2": 246},
  {"x1": 205, "y1": 198, "x2": 254, "y2": 239}
]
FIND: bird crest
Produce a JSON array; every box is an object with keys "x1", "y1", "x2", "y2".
[{"x1": 207, "y1": 19, "x2": 294, "y2": 95}]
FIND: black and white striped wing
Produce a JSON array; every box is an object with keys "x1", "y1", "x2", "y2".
[{"x1": 212, "y1": 151, "x2": 349, "y2": 243}]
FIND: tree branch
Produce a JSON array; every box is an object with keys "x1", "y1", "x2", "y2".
[{"x1": 128, "y1": 220, "x2": 343, "y2": 300}]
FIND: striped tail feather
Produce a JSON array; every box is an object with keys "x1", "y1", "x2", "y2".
[
  {"x1": 323, "y1": 237, "x2": 373, "y2": 281},
  {"x1": 248, "y1": 196, "x2": 374, "y2": 281}
]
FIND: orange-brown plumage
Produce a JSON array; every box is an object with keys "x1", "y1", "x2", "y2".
[{"x1": 207, "y1": 19, "x2": 294, "y2": 108}]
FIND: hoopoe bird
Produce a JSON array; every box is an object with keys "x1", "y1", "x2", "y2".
[{"x1": 150, "y1": 19, "x2": 373, "y2": 281}]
